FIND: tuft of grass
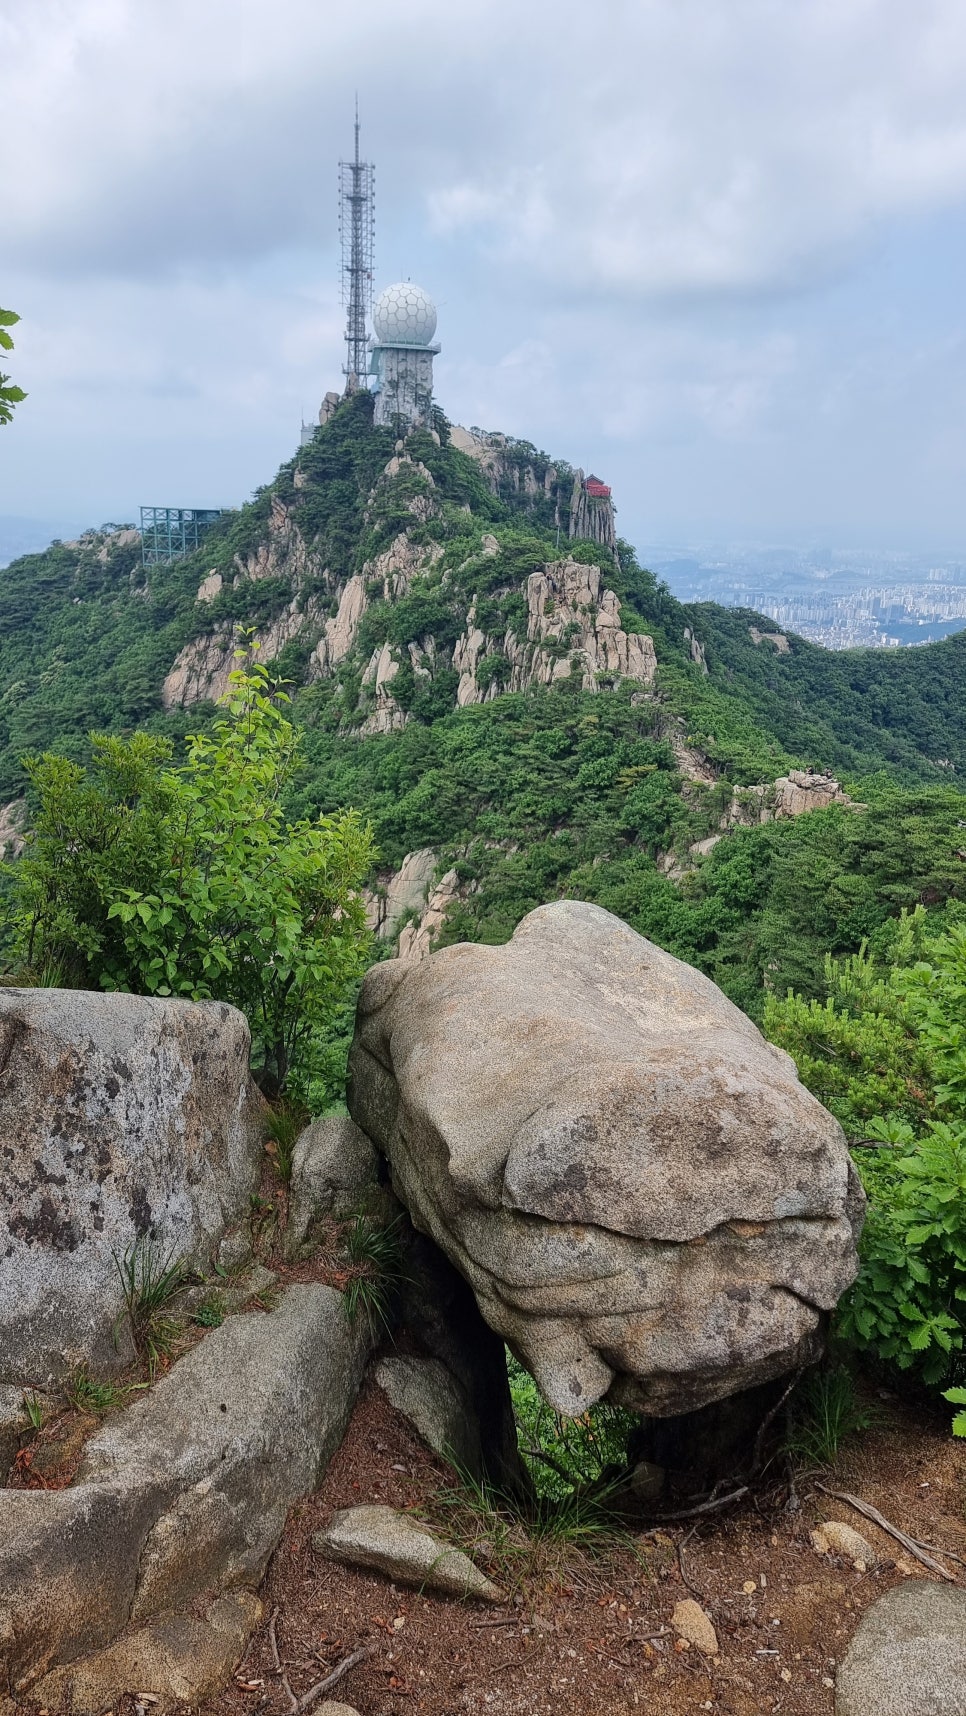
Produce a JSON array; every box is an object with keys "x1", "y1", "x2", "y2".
[
  {"x1": 784, "y1": 1364, "x2": 879, "y2": 1467},
  {"x1": 264, "y1": 1101, "x2": 308, "y2": 1184},
  {"x1": 341, "y1": 1210, "x2": 406, "y2": 1336},
  {"x1": 63, "y1": 1364, "x2": 141, "y2": 1414},
  {"x1": 113, "y1": 1237, "x2": 194, "y2": 1377},
  {"x1": 22, "y1": 1392, "x2": 45, "y2": 1430},
  {"x1": 428, "y1": 1463, "x2": 625, "y2": 1598}
]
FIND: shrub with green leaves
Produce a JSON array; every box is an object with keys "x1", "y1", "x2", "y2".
[
  {"x1": 0, "y1": 308, "x2": 27, "y2": 427},
  {"x1": 3, "y1": 652, "x2": 375, "y2": 1097},
  {"x1": 768, "y1": 913, "x2": 966, "y2": 1427},
  {"x1": 507, "y1": 1353, "x2": 635, "y2": 1501}
]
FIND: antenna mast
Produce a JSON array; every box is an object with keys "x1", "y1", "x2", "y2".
[{"x1": 339, "y1": 102, "x2": 374, "y2": 391}]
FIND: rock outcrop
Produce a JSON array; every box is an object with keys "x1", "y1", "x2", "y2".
[
  {"x1": 567, "y1": 472, "x2": 616, "y2": 553},
  {"x1": 749, "y1": 626, "x2": 791, "y2": 654},
  {"x1": 0, "y1": 798, "x2": 26, "y2": 860},
  {"x1": 313, "y1": 573, "x2": 368, "y2": 674},
  {"x1": 162, "y1": 597, "x2": 324, "y2": 708},
  {"x1": 453, "y1": 559, "x2": 656, "y2": 707},
  {"x1": 358, "y1": 641, "x2": 409, "y2": 736},
  {"x1": 0, "y1": 1286, "x2": 371, "y2": 1702},
  {"x1": 398, "y1": 867, "x2": 461, "y2": 959},
  {"x1": 233, "y1": 493, "x2": 320, "y2": 587},
  {"x1": 364, "y1": 848, "x2": 438, "y2": 940},
  {"x1": 0, "y1": 989, "x2": 265, "y2": 1386},
  {"x1": 348, "y1": 901, "x2": 863, "y2": 1419}
]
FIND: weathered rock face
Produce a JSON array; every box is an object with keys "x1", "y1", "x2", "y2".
[
  {"x1": 0, "y1": 798, "x2": 26, "y2": 861},
  {"x1": 567, "y1": 472, "x2": 616, "y2": 553},
  {"x1": 358, "y1": 640, "x2": 409, "y2": 736},
  {"x1": 284, "y1": 1117, "x2": 381, "y2": 1259},
  {"x1": 397, "y1": 868, "x2": 461, "y2": 960},
  {"x1": 364, "y1": 847, "x2": 438, "y2": 940},
  {"x1": 0, "y1": 989, "x2": 266, "y2": 1386},
  {"x1": 452, "y1": 559, "x2": 657, "y2": 707},
  {"x1": 233, "y1": 493, "x2": 321, "y2": 587},
  {"x1": 348, "y1": 901, "x2": 864, "y2": 1418},
  {"x1": 0, "y1": 1285, "x2": 370, "y2": 1699},
  {"x1": 161, "y1": 596, "x2": 324, "y2": 709}
]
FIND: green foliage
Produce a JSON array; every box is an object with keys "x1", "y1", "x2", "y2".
[
  {"x1": 783, "y1": 1364, "x2": 878, "y2": 1467},
  {"x1": 771, "y1": 916, "x2": 966, "y2": 1401},
  {"x1": 0, "y1": 308, "x2": 26, "y2": 426},
  {"x1": 683, "y1": 604, "x2": 966, "y2": 780},
  {"x1": 112, "y1": 1238, "x2": 193, "y2": 1376},
  {"x1": 943, "y1": 1386, "x2": 966, "y2": 1436},
  {"x1": 507, "y1": 1354, "x2": 636, "y2": 1502},
  {"x1": 341, "y1": 1210, "x2": 406, "y2": 1335},
  {"x1": 193, "y1": 1291, "x2": 228, "y2": 1329},
  {"x1": 64, "y1": 1365, "x2": 138, "y2": 1414},
  {"x1": 3, "y1": 653, "x2": 375, "y2": 1096},
  {"x1": 22, "y1": 1392, "x2": 45, "y2": 1430},
  {"x1": 764, "y1": 922, "x2": 937, "y2": 1136},
  {"x1": 264, "y1": 1100, "x2": 309, "y2": 1183}
]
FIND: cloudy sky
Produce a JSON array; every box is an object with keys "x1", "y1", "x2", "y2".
[{"x1": 3, "y1": 0, "x2": 966, "y2": 558}]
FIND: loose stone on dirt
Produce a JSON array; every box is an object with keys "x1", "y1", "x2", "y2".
[
  {"x1": 313, "y1": 1504, "x2": 505, "y2": 1602},
  {"x1": 811, "y1": 1520, "x2": 878, "y2": 1569},
  {"x1": 671, "y1": 1597, "x2": 719, "y2": 1656}
]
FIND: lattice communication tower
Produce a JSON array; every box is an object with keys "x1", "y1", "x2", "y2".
[{"x1": 339, "y1": 106, "x2": 374, "y2": 389}]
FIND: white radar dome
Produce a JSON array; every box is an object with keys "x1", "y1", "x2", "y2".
[{"x1": 373, "y1": 282, "x2": 437, "y2": 346}]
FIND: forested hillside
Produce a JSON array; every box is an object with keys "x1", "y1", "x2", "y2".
[{"x1": 2, "y1": 391, "x2": 965, "y2": 1025}]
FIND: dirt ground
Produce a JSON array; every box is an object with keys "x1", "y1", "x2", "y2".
[{"x1": 204, "y1": 1376, "x2": 966, "y2": 1716}]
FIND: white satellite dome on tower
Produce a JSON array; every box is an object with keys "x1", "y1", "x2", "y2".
[{"x1": 373, "y1": 282, "x2": 438, "y2": 346}]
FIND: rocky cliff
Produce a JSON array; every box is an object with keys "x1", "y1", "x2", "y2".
[{"x1": 156, "y1": 418, "x2": 653, "y2": 737}]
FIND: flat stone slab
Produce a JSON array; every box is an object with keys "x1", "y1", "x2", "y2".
[
  {"x1": 836, "y1": 1581, "x2": 966, "y2": 1715},
  {"x1": 314, "y1": 1504, "x2": 504, "y2": 1602},
  {"x1": 0, "y1": 1285, "x2": 371, "y2": 1700}
]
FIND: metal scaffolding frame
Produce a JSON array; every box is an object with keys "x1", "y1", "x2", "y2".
[
  {"x1": 339, "y1": 102, "x2": 374, "y2": 389},
  {"x1": 139, "y1": 506, "x2": 223, "y2": 566}
]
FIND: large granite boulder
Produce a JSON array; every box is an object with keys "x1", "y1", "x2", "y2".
[
  {"x1": 0, "y1": 988, "x2": 266, "y2": 1386},
  {"x1": 348, "y1": 902, "x2": 864, "y2": 1417},
  {"x1": 836, "y1": 1581, "x2": 966, "y2": 1715},
  {"x1": 0, "y1": 1285, "x2": 371, "y2": 1702}
]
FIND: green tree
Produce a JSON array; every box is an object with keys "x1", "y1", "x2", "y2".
[
  {"x1": 767, "y1": 914, "x2": 966, "y2": 1404},
  {"x1": 4, "y1": 653, "x2": 375, "y2": 1098},
  {"x1": 0, "y1": 309, "x2": 26, "y2": 426}
]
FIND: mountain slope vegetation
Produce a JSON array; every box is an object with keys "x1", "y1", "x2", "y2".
[{"x1": 1, "y1": 391, "x2": 965, "y2": 1027}]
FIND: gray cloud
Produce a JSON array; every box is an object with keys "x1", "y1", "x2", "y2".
[{"x1": 3, "y1": 0, "x2": 966, "y2": 546}]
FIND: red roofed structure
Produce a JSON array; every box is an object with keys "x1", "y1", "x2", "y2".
[{"x1": 584, "y1": 475, "x2": 611, "y2": 498}]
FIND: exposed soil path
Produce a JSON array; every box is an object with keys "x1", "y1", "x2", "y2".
[{"x1": 204, "y1": 1379, "x2": 965, "y2": 1716}]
